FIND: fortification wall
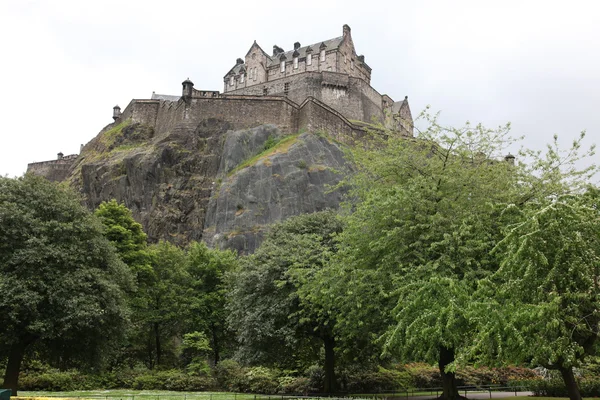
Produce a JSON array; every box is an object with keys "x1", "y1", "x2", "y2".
[
  {"x1": 225, "y1": 71, "x2": 386, "y2": 125},
  {"x1": 297, "y1": 97, "x2": 365, "y2": 144},
  {"x1": 27, "y1": 158, "x2": 77, "y2": 182}
]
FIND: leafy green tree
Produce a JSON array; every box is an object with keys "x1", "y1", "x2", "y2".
[
  {"x1": 94, "y1": 199, "x2": 152, "y2": 280},
  {"x1": 332, "y1": 113, "x2": 596, "y2": 399},
  {"x1": 185, "y1": 242, "x2": 237, "y2": 365},
  {"x1": 0, "y1": 175, "x2": 132, "y2": 394},
  {"x1": 227, "y1": 210, "x2": 344, "y2": 393},
  {"x1": 471, "y1": 191, "x2": 600, "y2": 400},
  {"x1": 141, "y1": 241, "x2": 189, "y2": 368}
]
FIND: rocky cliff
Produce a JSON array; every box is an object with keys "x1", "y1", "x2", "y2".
[{"x1": 67, "y1": 118, "x2": 352, "y2": 253}]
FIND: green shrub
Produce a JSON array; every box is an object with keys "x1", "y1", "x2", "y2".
[
  {"x1": 214, "y1": 359, "x2": 248, "y2": 392},
  {"x1": 341, "y1": 367, "x2": 411, "y2": 393},
  {"x1": 245, "y1": 366, "x2": 279, "y2": 394},
  {"x1": 278, "y1": 376, "x2": 313, "y2": 394}
]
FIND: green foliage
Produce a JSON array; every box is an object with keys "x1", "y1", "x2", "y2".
[
  {"x1": 471, "y1": 192, "x2": 600, "y2": 373},
  {"x1": 0, "y1": 174, "x2": 133, "y2": 392},
  {"x1": 95, "y1": 199, "x2": 152, "y2": 280},
  {"x1": 227, "y1": 211, "x2": 343, "y2": 367}
]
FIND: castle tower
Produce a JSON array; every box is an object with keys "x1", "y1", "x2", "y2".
[{"x1": 182, "y1": 78, "x2": 194, "y2": 103}]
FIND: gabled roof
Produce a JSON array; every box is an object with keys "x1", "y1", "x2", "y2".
[{"x1": 266, "y1": 36, "x2": 344, "y2": 67}]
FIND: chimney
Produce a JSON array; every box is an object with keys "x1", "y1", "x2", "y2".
[
  {"x1": 236, "y1": 58, "x2": 244, "y2": 65},
  {"x1": 343, "y1": 24, "x2": 351, "y2": 37},
  {"x1": 357, "y1": 55, "x2": 365, "y2": 63},
  {"x1": 294, "y1": 42, "x2": 301, "y2": 50},
  {"x1": 272, "y1": 45, "x2": 284, "y2": 56},
  {"x1": 57, "y1": 152, "x2": 64, "y2": 160}
]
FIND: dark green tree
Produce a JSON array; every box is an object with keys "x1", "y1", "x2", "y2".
[
  {"x1": 0, "y1": 175, "x2": 132, "y2": 394},
  {"x1": 185, "y1": 242, "x2": 237, "y2": 366},
  {"x1": 227, "y1": 210, "x2": 344, "y2": 393}
]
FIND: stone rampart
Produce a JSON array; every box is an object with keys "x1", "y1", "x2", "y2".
[{"x1": 27, "y1": 157, "x2": 77, "y2": 182}]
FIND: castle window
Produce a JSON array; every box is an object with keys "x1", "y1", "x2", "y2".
[
  {"x1": 240, "y1": 73, "x2": 244, "y2": 83},
  {"x1": 263, "y1": 87, "x2": 268, "y2": 96},
  {"x1": 294, "y1": 57, "x2": 298, "y2": 69},
  {"x1": 284, "y1": 82, "x2": 290, "y2": 96},
  {"x1": 307, "y1": 53, "x2": 312, "y2": 65},
  {"x1": 320, "y1": 49, "x2": 325, "y2": 62},
  {"x1": 351, "y1": 60, "x2": 354, "y2": 69},
  {"x1": 280, "y1": 61, "x2": 285, "y2": 73},
  {"x1": 230, "y1": 76, "x2": 234, "y2": 86},
  {"x1": 344, "y1": 54, "x2": 347, "y2": 64}
]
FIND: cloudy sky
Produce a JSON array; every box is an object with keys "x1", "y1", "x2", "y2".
[{"x1": 1, "y1": 0, "x2": 598, "y2": 178}]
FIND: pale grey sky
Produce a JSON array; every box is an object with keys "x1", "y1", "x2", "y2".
[{"x1": 1, "y1": 0, "x2": 598, "y2": 177}]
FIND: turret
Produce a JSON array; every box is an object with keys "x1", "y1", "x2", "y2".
[
  {"x1": 57, "y1": 152, "x2": 64, "y2": 160},
  {"x1": 182, "y1": 78, "x2": 194, "y2": 103},
  {"x1": 112, "y1": 105, "x2": 121, "y2": 121},
  {"x1": 504, "y1": 153, "x2": 515, "y2": 166},
  {"x1": 343, "y1": 24, "x2": 351, "y2": 37}
]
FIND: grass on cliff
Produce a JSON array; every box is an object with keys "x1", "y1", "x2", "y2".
[{"x1": 228, "y1": 133, "x2": 300, "y2": 177}]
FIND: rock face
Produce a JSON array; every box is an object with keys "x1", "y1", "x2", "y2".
[{"x1": 68, "y1": 118, "x2": 352, "y2": 253}]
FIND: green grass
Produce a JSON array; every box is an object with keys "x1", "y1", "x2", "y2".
[
  {"x1": 227, "y1": 134, "x2": 300, "y2": 177},
  {"x1": 18, "y1": 390, "x2": 257, "y2": 400}
]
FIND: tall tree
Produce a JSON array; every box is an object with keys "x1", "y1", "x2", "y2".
[
  {"x1": 227, "y1": 210, "x2": 344, "y2": 393},
  {"x1": 471, "y1": 191, "x2": 600, "y2": 400},
  {"x1": 0, "y1": 175, "x2": 132, "y2": 394},
  {"x1": 184, "y1": 242, "x2": 237, "y2": 365}
]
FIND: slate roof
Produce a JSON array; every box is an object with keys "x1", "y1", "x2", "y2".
[
  {"x1": 266, "y1": 36, "x2": 344, "y2": 67},
  {"x1": 151, "y1": 93, "x2": 181, "y2": 102},
  {"x1": 225, "y1": 35, "x2": 346, "y2": 76}
]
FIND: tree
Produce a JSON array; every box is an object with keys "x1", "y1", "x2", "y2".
[
  {"x1": 332, "y1": 113, "x2": 596, "y2": 400},
  {"x1": 0, "y1": 175, "x2": 132, "y2": 394},
  {"x1": 227, "y1": 210, "x2": 344, "y2": 393},
  {"x1": 94, "y1": 199, "x2": 152, "y2": 280},
  {"x1": 184, "y1": 242, "x2": 237, "y2": 366},
  {"x1": 471, "y1": 191, "x2": 600, "y2": 400}
]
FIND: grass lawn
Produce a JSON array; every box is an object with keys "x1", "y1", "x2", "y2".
[{"x1": 17, "y1": 391, "x2": 259, "y2": 400}]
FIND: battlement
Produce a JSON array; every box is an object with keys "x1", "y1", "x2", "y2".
[{"x1": 27, "y1": 154, "x2": 78, "y2": 182}]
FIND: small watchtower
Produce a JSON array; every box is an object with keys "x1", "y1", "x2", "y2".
[
  {"x1": 112, "y1": 105, "x2": 121, "y2": 121},
  {"x1": 182, "y1": 78, "x2": 194, "y2": 104}
]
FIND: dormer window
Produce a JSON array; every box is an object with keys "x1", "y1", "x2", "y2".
[
  {"x1": 280, "y1": 60, "x2": 285, "y2": 73},
  {"x1": 307, "y1": 53, "x2": 312, "y2": 65},
  {"x1": 253, "y1": 68, "x2": 257, "y2": 80},
  {"x1": 320, "y1": 49, "x2": 326, "y2": 62},
  {"x1": 351, "y1": 60, "x2": 354, "y2": 70},
  {"x1": 293, "y1": 57, "x2": 298, "y2": 69},
  {"x1": 230, "y1": 76, "x2": 234, "y2": 86},
  {"x1": 240, "y1": 73, "x2": 244, "y2": 83}
]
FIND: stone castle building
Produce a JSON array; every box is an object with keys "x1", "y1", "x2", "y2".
[{"x1": 28, "y1": 24, "x2": 413, "y2": 179}]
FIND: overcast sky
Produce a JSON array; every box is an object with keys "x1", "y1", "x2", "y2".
[{"x1": 1, "y1": 0, "x2": 598, "y2": 178}]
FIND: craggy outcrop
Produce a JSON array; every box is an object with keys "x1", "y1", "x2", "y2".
[{"x1": 67, "y1": 118, "x2": 352, "y2": 253}]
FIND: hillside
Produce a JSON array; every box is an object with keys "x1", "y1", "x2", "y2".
[{"x1": 66, "y1": 118, "x2": 352, "y2": 253}]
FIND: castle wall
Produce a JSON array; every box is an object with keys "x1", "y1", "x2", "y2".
[
  {"x1": 27, "y1": 158, "x2": 76, "y2": 182},
  {"x1": 297, "y1": 98, "x2": 365, "y2": 145},
  {"x1": 225, "y1": 71, "x2": 387, "y2": 124}
]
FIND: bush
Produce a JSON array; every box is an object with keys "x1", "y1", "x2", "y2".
[
  {"x1": 245, "y1": 367, "x2": 279, "y2": 394},
  {"x1": 524, "y1": 378, "x2": 600, "y2": 397},
  {"x1": 278, "y1": 376, "x2": 313, "y2": 394},
  {"x1": 341, "y1": 367, "x2": 411, "y2": 393},
  {"x1": 19, "y1": 369, "x2": 92, "y2": 391},
  {"x1": 213, "y1": 359, "x2": 248, "y2": 392}
]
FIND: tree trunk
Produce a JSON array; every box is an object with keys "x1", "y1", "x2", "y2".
[
  {"x1": 2, "y1": 337, "x2": 35, "y2": 395},
  {"x1": 211, "y1": 323, "x2": 220, "y2": 365},
  {"x1": 558, "y1": 366, "x2": 582, "y2": 400},
  {"x1": 154, "y1": 322, "x2": 161, "y2": 366},
  {"x1": 438, "y1": 346, "x2": 462, "y2": 400},
  {"x1": 323, "y1": 334, "x2": 337, "y2": 394}
]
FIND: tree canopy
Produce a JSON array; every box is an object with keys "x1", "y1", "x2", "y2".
[{"x1": 0, "y1": 175, "x2": 133, "y2": 394}]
